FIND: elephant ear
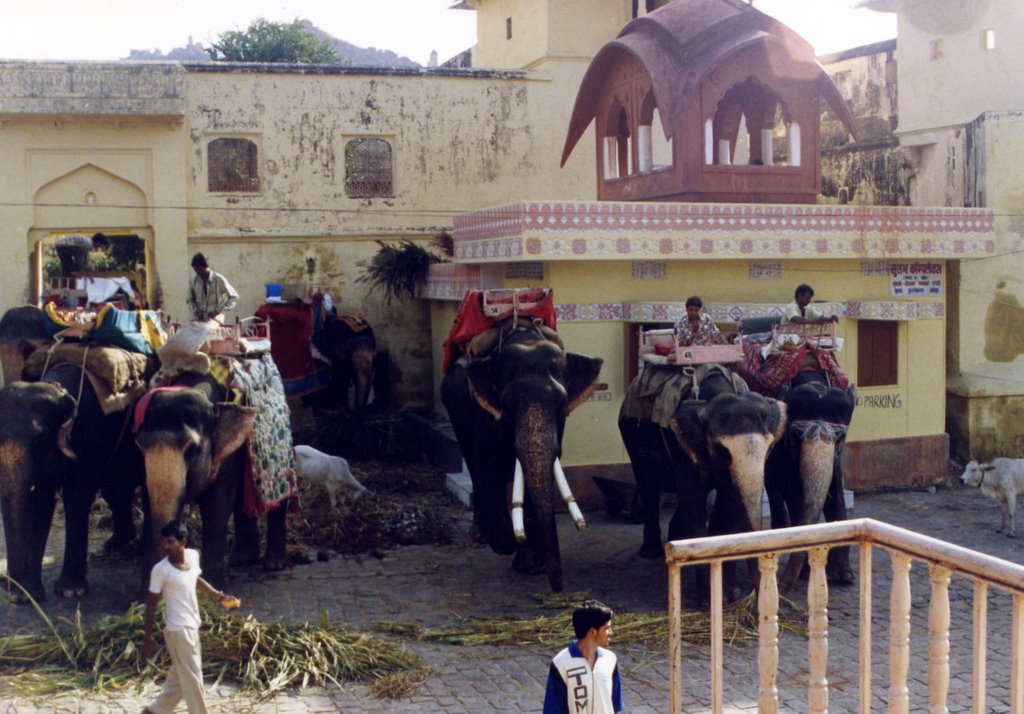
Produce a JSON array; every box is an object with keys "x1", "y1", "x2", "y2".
[
  {"x1": 564, "y1": 353, "x2": 604, "y2": 414},
  {"x1": 670, "y1": 400, "x2": 708, "y2": 466},
  {"x1": 465, "y1": 359, "x2": 502, "y2": 420},
  {"x1": 211, "y1": 403, "x2": 257, "y2": 465},
  {"x1": 764, "y1": 398, "x2": 788, "y2": 447}
]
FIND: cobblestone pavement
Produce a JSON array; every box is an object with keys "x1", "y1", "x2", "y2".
[{"x1": 3, "y1": 472, "x2": 1024, "y2": 713}]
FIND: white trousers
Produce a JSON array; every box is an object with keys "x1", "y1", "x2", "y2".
[{"x1": 147, "y1": 627, "x2": 209, "y2": 714}]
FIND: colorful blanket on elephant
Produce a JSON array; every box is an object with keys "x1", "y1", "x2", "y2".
[
  {"x1": 216, "y1": 354, "x2": 298, "y2": 515},
  {"x1": 24, "y1": 343, "x2": 157, "y2": 415},
  {"x1": 43, "y1": 302, "x2": 166, "y2": 355},
  {"x1": 254, "y1": 300, "x2": 331, "y2": 398},
  {"x1": 735, "y1": 341, "x2": 850, "y2": 398},
  {"x1": 620, "y1": 363, "x2": 748, "y2": 428},
  {"x1": 442, "y1": 289, "x2": 557, "y2": 373}
]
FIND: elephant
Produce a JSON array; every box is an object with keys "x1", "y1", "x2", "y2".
[
  {"x1": 321, "y1": 314, "x2": 378, "y2": 414},
  {"x1": 0, "y1": 305, "x2": 48, "y2": 386},
  {"x1": 133, "y1": 372, "x2": 289, "y2": 590},
  {"x1": 766, "y1": 377, "x2": 856, "y2": 593},
  {"x1": 619, "y1": 365, "x2": 751, "y2": 559},
  {"x1": 440, "y1": 326, "x2": 603, "y2": 592},
  {"x1": 0, "y1": 363, "x2": 142, "y2": 602}
]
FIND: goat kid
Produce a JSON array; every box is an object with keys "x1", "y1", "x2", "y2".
[{"x1": 294, "y1": 445, "x2": 369, "y2": 509}]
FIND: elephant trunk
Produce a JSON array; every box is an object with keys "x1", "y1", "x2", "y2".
[
  {"x1": 0, "y1": 442, "x2": 52, "y2": 602},
  {"x1": 142, "y1": 445, "x2": 188, "y2": 575},
  {"x1": 718, "y1": 433, "x2": 772, "y2": 533},
  {"x1": 515, "y1": 404, "x2": 563, "y2": 592},
  {"x1": 779, "y1": 431, "x2": 838, "y2": 594}
]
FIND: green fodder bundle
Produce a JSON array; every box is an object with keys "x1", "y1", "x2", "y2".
[
  {"x1": 358, "y1": 239, "x2": 445, "y2": 304},
  {"x1": 0, "y1": 601, "x2": 420, "y2": 699},
  {"x1": 417, "y1": 591, "x2": 807, "y2": 649}
]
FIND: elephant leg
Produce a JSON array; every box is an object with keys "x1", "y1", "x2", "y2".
[
  {"x1": 4, "y1": 490, "x2": 57, "y2": 603},
  {"x1": 231, "y1": 510, "x2": 261, "y2": 567},
  {"x1": 262, "y1": 503, "x2": 288, "y2": 571},
  {"x1": 619, "y1": 418, "x2": 665, "y2": 558},
  {"x1": 350, "y1": 346, "x2": 375, "y2": 413},
  {"x1": 199, "y1": 466, "x2": 240, "y2": 587},
  {"x1": 100, "y1": 482, "x2": 137, "y2": 556},
  {"x1": 55, "y1": 478, "x2": 98, "y2": 598}
]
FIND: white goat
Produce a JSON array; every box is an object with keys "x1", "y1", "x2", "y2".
[{"x1": 294, "y1": 445, "x2": 368, "y2": 509}]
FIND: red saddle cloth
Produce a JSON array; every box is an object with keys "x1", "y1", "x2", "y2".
[
  {"x1": 441, "y1": 289, "x2": 557, "y2": 373},
  {"x1": 736, "y1": 341, "x2": 850, "y2": 398},
  {"x1": 254, "y1": 300, "x2": 331, "y2": 398}
]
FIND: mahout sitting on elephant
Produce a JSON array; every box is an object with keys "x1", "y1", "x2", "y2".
[
  {"x1": 0, "y1": 304, "x2": 162, "y2": 602},
  {"x1": 440, "y1": 294, "x2": 602, "y2": 593},
  {"x1": 133, "y1": 339, "x2": 296, "y2": 591}
]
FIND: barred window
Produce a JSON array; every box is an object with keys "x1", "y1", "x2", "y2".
[
  {"x1": 344, "y1": 138, "x2": 393, "y2": 198},
  {"x1": 207, "y1": 138, "x2": 259, "y2": 193}
]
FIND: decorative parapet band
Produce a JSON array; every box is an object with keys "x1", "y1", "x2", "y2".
[
  {"x1": 452, "y1": 202, "x2": 996, "y2": 262},
  {"x1": 555, "y1": 301, "x2": 943, "y2": 323}
]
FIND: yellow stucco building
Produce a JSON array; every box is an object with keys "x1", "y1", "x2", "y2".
[{"x1": 0, "y1": 0, "x2": 1009, "y2": 488}]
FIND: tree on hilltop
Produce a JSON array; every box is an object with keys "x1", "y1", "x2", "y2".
[{"x1": 208, "y1": 18, "x2": 343, "y2": 63}]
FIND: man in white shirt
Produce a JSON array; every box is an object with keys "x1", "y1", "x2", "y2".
[
  {"x1": 544, "y1": 599, "x2": 624, "y2": 714},
  {"x1": 142, "y1": 520, "x2": 238, "y2": 714},
  {"x1": 783, "y1": 283, "x2": 838, "y2": 325},
  {"x1": 186, "y1": 252, "x2": 238, "y2": 322}
]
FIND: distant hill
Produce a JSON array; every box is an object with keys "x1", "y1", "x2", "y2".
[{"x1": 124, "y1": 20, "x2": 421, "y2": 68}]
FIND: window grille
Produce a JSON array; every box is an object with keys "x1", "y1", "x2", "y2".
[
  {"x1": 207, "y1": 138, "x2": 259, "y2": 193},
  {"x1": 344, "y1": 138, "x2": 393, "y2": 198}
]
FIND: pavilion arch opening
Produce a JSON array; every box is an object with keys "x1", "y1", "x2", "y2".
[
  {"x1": 34, "y1": 231, "x2": 153, "y2": 310},
  {"x1": 707, "y1": 77, "x2": 800, "y2": 167},
  {"x1": 603, "y1": 101, "x2": 632, "y2": 180},
  {"x1": 638, "y1": 90, "x2": 673, "y2": 173}
]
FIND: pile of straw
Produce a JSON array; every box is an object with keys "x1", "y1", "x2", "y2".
[
  {"x1": 0, "y1": 599, "x2": 419, "y2": 699},
  {"x1": 415, "y1": 591, "x2": 807, "y2": 649},
  {"x1": 288, "y1": 459, "x2": 463, "y2": 554}
]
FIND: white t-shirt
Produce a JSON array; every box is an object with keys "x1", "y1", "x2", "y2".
[
  {"x1": 149, "y1": 548, "x2": 202, "y2": 631},
  {"x1": 782, "y1": 300, "x2": 826, "y2": 324}
]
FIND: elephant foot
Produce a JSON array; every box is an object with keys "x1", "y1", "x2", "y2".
[
  {"x1": 638, "y1": 542, "x2": 663, "y2": 559},
  {"x1": 263, "y1": 553, "x2": 289, "y2": 572},
  {"x1": 54, "y1": 576, "x2": 88, "y2": 599},
  {"x1": 469, "y1": 523, "x2": 488, "y2": 546},
  {"x1": 827, "y1": 547, "x2": 855, "y2": 585},
  {"x1": 4, "y1": 577, "x2": 45, "y2": 604},
  {"x1": 512, "y1": 547, "x2": 546, "y2": 575}
]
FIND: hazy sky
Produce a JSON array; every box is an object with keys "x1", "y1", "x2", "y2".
[{"x1": 0, "y1": 0, "x2": 894, "y2": 65}]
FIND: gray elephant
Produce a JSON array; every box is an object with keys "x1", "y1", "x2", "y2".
[
  {"x1": 133, "y1": 367, "x2": 290, "y2": 590},
  {"x1": 0, "y1": 305, "x2": 48, "y2": 386},
  {"x1": 619, "y1": 365, "x2": 750, "y2": 557},
  {"x1": 766, "y1": 377, "x2": 856, "y2": 592},
  {"x1": 440, "y1": 325, "x2": 603, "y2": 592},
  {"x1": 0, "y1": 364, "x2": 142, "y2": 602}
]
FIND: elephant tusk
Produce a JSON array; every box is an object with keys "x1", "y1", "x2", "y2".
[
  {"x1": 554, "y1": 458, "x2": 587, "y2": 531},
  {"x1": 512, "y1": 459, "x2": 526, "y2": 543}
]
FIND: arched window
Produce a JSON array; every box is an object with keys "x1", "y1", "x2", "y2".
[
  {"x1": 345, "y1": 138, "x2": 393, "y2": 198},
  {"x1": 207, "y1": 138, "x2": 259, "y2": 193}
]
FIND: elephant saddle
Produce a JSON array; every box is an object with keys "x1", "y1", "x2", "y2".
[
  {"x1": 441, "y1": 289, "x2": 558, "y2": 372},
  {"x1": 24, "y1": 343, "x2": 157, "y2": 415}
]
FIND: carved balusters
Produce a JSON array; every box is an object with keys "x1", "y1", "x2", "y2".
[
  {"x1": 889, "y1": 553, "x2": 912, "y2": 714},
  {"x1": 710, "y1": 560, "x2": 723, "y2": 714},
  {"x1": 808, "y1": 546, "x2": 830, "y2": 713},
  {"x1": 1012, "y1": 594, "x2": 1024, "y2": 714},
  {"x1": 859, "y1": 543, "x2": 873, "y2": 714},
  {"x1": 758, "y1": 553, "x2": 780, "y2": 714},
  {"x1": 972, "y1": 581, "x2": 987, "y2": 714},
  {"x1": 669, "y1": 563, "x2": 683, "y2": 714},
  {"x1": 928, "y1": 564, "x2": 951, "y2": 714}
]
